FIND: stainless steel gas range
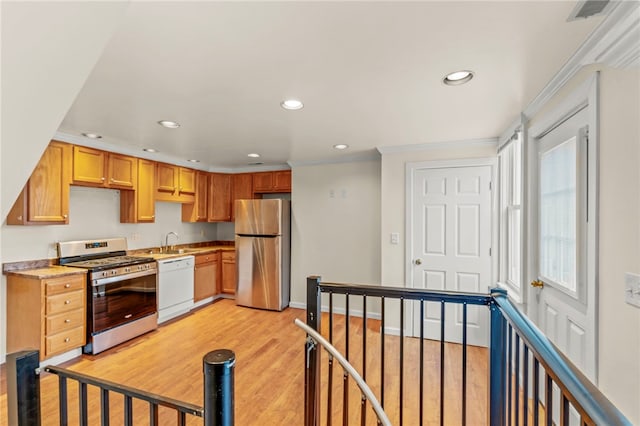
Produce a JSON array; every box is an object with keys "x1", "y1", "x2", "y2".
[{"x1": 58, "y1": 238, "x2": 157, "y2": 355}]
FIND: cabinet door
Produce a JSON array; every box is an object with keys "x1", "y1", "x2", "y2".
[
  {"x1": 194, "y1": 257, "x2": 218, "y2": 301},
  {"x1": 252, "y1": 172, "x2": 273, "y2": 193},
  {"x1": 273, "y1": 170, "x2": 292, "y2": 192},
  {"x1": 221, "y1": 251, "x2": 236, "y2": 294},
  {"x1": 156, "y1": 163, "x2": 177, "y2": 192},
  {"x1": 179, "y1": 168, "x2": 196, "y2": 195},
  {"x1": 137, "y1": 159, "x2": 156, "y2": 221},
  {"x1": 108, "y1": 153, "x2": 137, "y2": 189},
  {"x1": 182, "y1": 171, "x2": 208, "y2": 222},
  {"x1": 73, "y1": 146, "x2": 107, "y2": 186},
  {"x1": 208, "y1": 173, "x2": 231, "y2": 222},
  {"x1": 231, "y1": 173, "x2": 253, "y2": 220},
  {"x1": 8, "y1": 141, "x2": 72, "y2": 225}
]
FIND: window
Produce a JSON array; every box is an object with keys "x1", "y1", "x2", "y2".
[{"x1": 498, "y1": 131, "x2": 523, "y2": 299}]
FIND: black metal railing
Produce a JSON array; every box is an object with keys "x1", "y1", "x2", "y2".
[
  {"x1": 303, "y1": 275, "x2": 632, "y2": 426},
  {"x1": 7, "y1": 348, "x2": 235, "y2": 426}
]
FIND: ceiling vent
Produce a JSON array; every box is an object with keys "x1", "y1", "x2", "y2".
[{"x1": 567, "y1": 0, "x2": 611, "y2": 21}]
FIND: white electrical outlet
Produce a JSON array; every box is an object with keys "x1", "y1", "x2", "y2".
[{"x1": 624, "y1": 272, "x2": 640, "y2": 308}]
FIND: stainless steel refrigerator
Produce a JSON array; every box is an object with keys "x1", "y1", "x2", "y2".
[{"x1": 235, "y1": 199, "x2": 290, "y2": 311}]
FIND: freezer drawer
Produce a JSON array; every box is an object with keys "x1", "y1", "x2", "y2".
[{"x1": 236, "y1": 235, "x2": 288, "y2": 311}]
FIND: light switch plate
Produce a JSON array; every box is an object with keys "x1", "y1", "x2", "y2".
[
  {"x1": 390, "y1": 233, "x2": 399, "y2": 245},
  {"x1": 624, "y1": 272, "x2": 640, "y2": 308}
]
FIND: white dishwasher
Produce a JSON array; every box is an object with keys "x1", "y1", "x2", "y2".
[{"x1": 157, "y1": 256, "x2": 195, "y2": 324}]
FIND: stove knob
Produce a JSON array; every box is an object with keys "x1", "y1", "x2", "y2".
[
  {"x1": 112, "y1": 270, "x2": 117, "y2": 275},
  {"x1": 125, "y1": 267, "x2": 130, "y2": 273}
]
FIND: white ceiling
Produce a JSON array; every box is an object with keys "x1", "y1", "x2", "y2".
[{"x1": 58, "y1": 1, "x2": 604, "y2": 169}]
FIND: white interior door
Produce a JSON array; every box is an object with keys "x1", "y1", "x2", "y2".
[
  {"x1": 410, "y1": 164, "x2": 492, "y2": 346},
  {"x1": 532, "y1": 106, "x2": 597, "y2": 383}
]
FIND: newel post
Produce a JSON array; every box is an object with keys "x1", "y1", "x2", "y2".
[
  {"x1": 7, "y1": 350, "x2": 41, "y2": 426},
  {"x1": 305, "y1": 276, "x2": 322, "y2": 426},
  {"x1": 203, "y1": 349, "x2": 236, "y2": 426},
  {"x1": 489, "y1": 288, "x2": 508, "y2": 426}
]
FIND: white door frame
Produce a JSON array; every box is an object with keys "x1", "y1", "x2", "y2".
[
  {"x1": 405, "y1": 157, "x2": 499, "y2": 335},
  {"x1": 525, "y1": 72, "x2": 599, "y2": 382}
]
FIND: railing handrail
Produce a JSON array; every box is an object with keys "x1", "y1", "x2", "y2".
[
  {"x1": 319, "y1": 281, "x2": 492, "y2": 305},
  {"x1": 492, "y1": 290, "x2": 632, "y2": 426},
  {"x1": 44, "y1": 365, "x2": 204, "y2": 417},
  {"x1": 294, "y1": 318, "x2": 392, "y2": 426}
]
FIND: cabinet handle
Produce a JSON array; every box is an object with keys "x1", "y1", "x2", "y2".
[
  {"x1": 110, "y1": 177, "x2": 115, "y2": 182},
  {"x1": 17, "y1": 215, "x2": 23, "y2": 221},
  {"x1": 101, "y1": 177, "x2": 105, "y2": 181},
  {"x1": 65, "y1": 300, "x2": 71, "y2": 304},
  {"x1": 64, "y1": 337, "x2": 70, "y2": 343},
  {"x1": 65, "y1": 319, "x2": 71, "y2": 323},
  {"x1": 65, "y1": 284, "x2": 71, "y2": 288},
  {"x1": 151, "y1": 215, "x2": 155, "y2": 219},
  {"x1": 63, "y1": 214, "x2": 68, "y2": 219}
]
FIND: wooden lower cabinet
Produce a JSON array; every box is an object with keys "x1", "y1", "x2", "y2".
[
  {"x1": 7, "y1": 272, "x2": 87, "y2": 361},
  {"x1": 194, "y1": 252, "x2": 219, "y2": 302},
  {"x1": 221, "y1": 251, "x2": 236, "y2": 295}
]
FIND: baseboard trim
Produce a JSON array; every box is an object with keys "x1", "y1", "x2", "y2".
[{"x1": 289, "y1": 301, "x2": 382, "y2": 320}]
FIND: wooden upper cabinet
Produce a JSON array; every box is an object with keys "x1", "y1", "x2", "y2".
[
  {"x1": 208, "y1": 173, "x2": 231, "y2": 222},
  {"x1": 182, "y1": 171, "x2": 209, "y2": 222},
  {"x1": 121, "y1": 158, "x2": 155, "y2": 223},
  {"x1": 156, "y1": 163, "x2": 196, "y2": 202},
  {"x1": 7, "y1": 141, "x2": 72, "y2": 225},
  {"x1": 252, "y1": 170, "x2": 292, "y2": 194},
  {"x1": 231, "y1": 173, "x2": 253, "y2": 220},
  {"x1": 72, "y1": 146, "x2": 136, "y2": 189}
]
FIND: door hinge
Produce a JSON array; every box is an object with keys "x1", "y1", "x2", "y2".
[
  {"x1": 489, "y1": 248, "x2": 492, "y2": 256},
  {"x1": 489, "y1": 181, "x2": 492, "y2": 190}
]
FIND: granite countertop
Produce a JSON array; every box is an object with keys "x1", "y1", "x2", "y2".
[
  {"x1": 132, "y1": 245, "x2": 235, "y2": 261},
  {"x1": 6, "y1": 265, "x2": 88, "y2": 279}
]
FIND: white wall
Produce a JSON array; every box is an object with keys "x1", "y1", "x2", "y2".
[
  {"x1": 596, "y1": 67, "x2": 640, "y2": 423},
  {"x1": 0, "y1": 185, "x2": 224, "y2": 363},
  {"x1": 290, "y1": 160, "x2": 381, "y2": 310}
]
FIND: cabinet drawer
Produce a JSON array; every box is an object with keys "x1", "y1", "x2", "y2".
[
  {"x1": 45, "y1": 275, "x2": 85, "y2": 296},
  {"x1": 46, "y1": 309, "x2": 84, "y2": 335},
  {"x1": 221, "y1": 251, "x2": 235, "y2": 261},
  {"x1": 45, "y1": 326, "x2": 85, "y2": 356},
  {"x1": 46, "y1": 290, "x2": 84, "y2": 315},
  {"x1": 195, "y1": 253, "x2": 218, "y2": 265}
]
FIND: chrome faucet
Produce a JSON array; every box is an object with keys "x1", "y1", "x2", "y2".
[{"x1": 165, "y1": 231, "x2": 179, "y2": 251}]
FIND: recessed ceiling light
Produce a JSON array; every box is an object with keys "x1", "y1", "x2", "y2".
[
  {"x1": 443, "y1": 70, "x2": 474, "y2": 86},
  {"x1": 187, "y1": 159, "x2": 200, "y2": 163},
  {"x1": 82, "y1": 132, "x2": 102, "y2": 139},
  {"x1": 281, "y1": 99, "x2": 303, "y2": 110},
  {"x1": 143, "y1": 148, "x2": 158, "y2": 153},
  {"x1": 158, "y1": 120, "x2": 180, "y2": 129},
  {"x1": 248, "y1": 153, "x2": 261, "y2": 158},
  {"x1": 333, "y1": 144, "x2": 349, "y2": 150}
]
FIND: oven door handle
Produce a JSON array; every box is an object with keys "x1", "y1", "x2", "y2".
[{"x1": 92, "y1": 268, "x2": 156, "y2": 286}]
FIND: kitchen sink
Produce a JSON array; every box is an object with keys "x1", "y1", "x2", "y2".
[{"x1": 163, "y1": 248, "x2": 201, "y2": 254}]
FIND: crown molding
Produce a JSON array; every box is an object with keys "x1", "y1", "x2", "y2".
[
  {"x1": 287, "y1": 150, "x2": 380, "y2": 168},
  {"x1": 376, "y1": 137, "x2": 497, "y2": 155},
  {"x1": 524, "y1": 1, "x2": 639, "y2": 120}
]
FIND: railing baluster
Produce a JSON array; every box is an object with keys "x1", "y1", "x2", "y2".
[
  {"x1": 380, "y1": 296, "x2": 385, "y2": 410},
  {"x1": 101, "y1": 388, "x2": 110, "y2": 426},
  {"x1": 489, "y1": 293, "x2": 507, "y2": 426},
  {"x1": 508, "y1": 324, "x2": 513, "y2": 426},
  {"x1": 400, "y1": 297, "x2": 405, "y2": 426},
  {"x1": 545, "y1": 373, "x2": 553, "y2": 426},
  {"x1": 523, "y1": 345, "x2": 529, "y2": 426},
  {"x1": 343, "y1": 293, "x2": 350, "y2": 426},
  {"x1": 515, "y1": 334, "x2": 521, "y2": 425},
  {"x1": 462, "y1": 302, "x2": 468, "y2": 426},
  {"x1": 178, "y1": 410, "x2": 186, "y2": 426},
  {"x1": 58, "y1": 375, "x2": 68, "y2": 426},
  {"x1": 328, "y1": 291, "x2": 334, "y2": 426},
  {"x1": 440, "y1": 301, "x2": 445, "y2": 426},
  {"x1": 79, "y1": 381, "x2": 88, "y2": 426},
  {"x1": 419, "y1": 300, "x2": 424, "y2": 426},
  {"x1": 561, "y1": 394, "x2": 570, "y2": 426},
  {"x1": 150, "y1": 403, "x2": 158, "y2": 426},
  {"x1": 124, "y1": 395, "x2": 133, "y2": 426},
  {"x1": 533, "y1": 358, "x2": 540, "y2": 426},
  {"x1": 362, "y1": 295, "x2": 367, "y2": 425},
  {"x1": 361, "y1": 394, "x2": 366, "y2": 426}
]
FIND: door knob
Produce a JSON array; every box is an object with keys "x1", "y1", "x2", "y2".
[
  {"x1": 531, "y1": 280, "x2": 544, "y2": 288},
  {"x1": 414, "y1": 259, "x2": 423, "y2": 265}
]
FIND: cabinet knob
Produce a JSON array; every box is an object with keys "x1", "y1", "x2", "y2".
[
  {"x1": 63, "y1": 214, "x2": 68, "y2": 219},
  {"x1": 65, "y1": 319, "x2": 71, "y2": 323},
  {"x1": 65, "y1": 300, "x2": 71, "y2": 304},
  {"x1": 152, "y1": 215, "x2": 155, "y2": 219},
  {"x1": 110, "y1": 177, "x2": 114, "y2": 182},
  {"x1": 101, "y1": 177, "x2": 105, "y2": 181},
  {"x1": 64, "y1": 337, "x2": 70, "y2": 342},
  {"x1": 17, "y1": 215, "x2": 22, "y2": 221},
  {"x1": 65, "y1": 284, "x2": 70, "y2": 288}
]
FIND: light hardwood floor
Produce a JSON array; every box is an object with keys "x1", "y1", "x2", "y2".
[{"x1": 0, "y1": 299, "x2": 490, "y2": 425}]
